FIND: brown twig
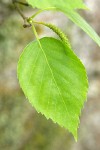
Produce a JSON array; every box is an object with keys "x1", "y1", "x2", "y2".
[
  {"x1": 12, "y1": 0, "x2": 29, "y2": 7},
  {"x1": 12, "y1": 0, "x2": 31, "y2": 28}
]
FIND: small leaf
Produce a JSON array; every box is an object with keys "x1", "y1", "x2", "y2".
[
  {"x1": 60, "y1": 9, "x2": 100, "y2": 47},
  {"x1": 17, "y1": 37, "x2": 88, "y2": 140},
  {"x1": 64, "y1": 0, "x2": 87, "y2": 9},
  {"x1": 27, "y1": 0, "x2": 100, "y2": 46},
  {"x1": 27, "y1": 0, "x2": 87, "y2": 10}
]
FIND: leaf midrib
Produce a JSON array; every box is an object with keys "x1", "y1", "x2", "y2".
[{"x1": 37, "y1": 39, "x2": 72, "y2": 124}]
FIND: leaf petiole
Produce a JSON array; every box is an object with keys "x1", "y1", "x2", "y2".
[
  {"x1": 30, "y1": 7, "x2": 57, "y2": 19},
  {"x1": 32, "y1": 20, "x2": 71, "y2": 48},
  {"x1": 28, "y1": 19, "x2": 43, "y2": 50}
]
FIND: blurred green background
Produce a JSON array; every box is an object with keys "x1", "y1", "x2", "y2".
[{"x1": 0, "y1": 0, "x2": 100, "y2": 150}]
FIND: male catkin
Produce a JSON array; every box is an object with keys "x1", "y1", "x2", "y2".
[{"x1": 41, "y1": 22, "x2": 71, "y2": 48}]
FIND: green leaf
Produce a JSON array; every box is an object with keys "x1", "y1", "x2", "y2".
[
  {"x1": 27, "y1": 0, "x2": 87, "y2": 10},
  {"x1": 17, "y1": 37, "x2": 88, "y2": 140},
  {"x1": 59, "y1": 9, "x2": 100, "y2": 47},
  {"x1": 27, "y1": 0, "x2": 100, "y2": 46},
  {"x1": 64, "y1": 0, "x2": 87, "y2": 9}
]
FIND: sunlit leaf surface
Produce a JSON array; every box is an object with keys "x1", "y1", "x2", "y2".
[
  {"x1": 27, "y1": 0, "x2": 100, "y2": 46},
  {"x1": 18, "y1": 37, "x2": 88, "y2": 140}
]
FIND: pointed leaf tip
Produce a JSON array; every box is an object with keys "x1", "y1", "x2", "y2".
[{"x1": 17, "y1": 37, "x2": 88, "y2": 139}]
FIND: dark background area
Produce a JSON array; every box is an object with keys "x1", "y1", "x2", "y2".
[{"x1": 0, "y1": 0, "x2": 100, "y2": 150}]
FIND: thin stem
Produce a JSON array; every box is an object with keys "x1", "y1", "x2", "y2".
[
  {"x1": 12, "y1": 0, "x2": 29, "y2": 6},
  {"x1": 12, "y1": 0, "x2": 27, "y2": 20},
  {"x1": 31, "y1": 21, "x2": 43, "y2": 49},
  {"x1": 12, "y1": 0, "x2": 32, "y2": 28},
  {"x1": 32, "y1": 21, "x2": 46, "y2": 25},
  {"x1": 30, "y1": 7, "x2": 57, "y2": 19}
]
